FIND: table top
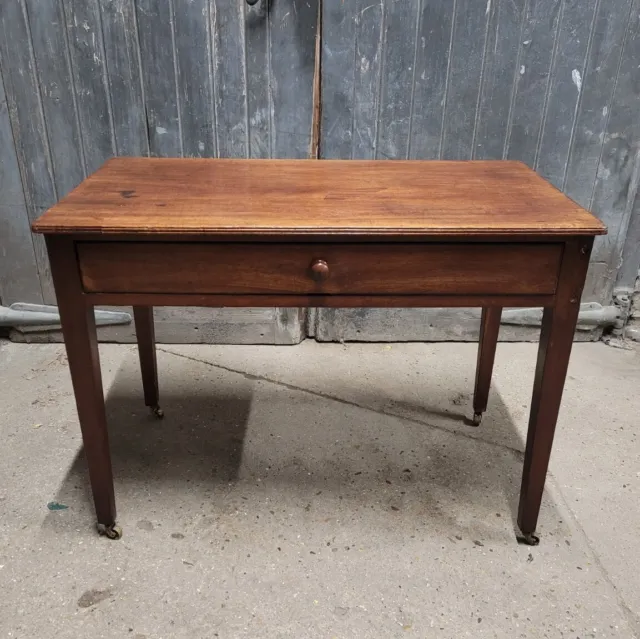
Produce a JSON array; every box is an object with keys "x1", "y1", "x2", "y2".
[{"x1": 32, "y1": 158, "x2": 606, "y2": 238}]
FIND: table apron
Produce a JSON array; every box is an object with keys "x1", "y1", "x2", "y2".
[{"x1": 76, "y1": 241, "x2": 564, "y2": 298}]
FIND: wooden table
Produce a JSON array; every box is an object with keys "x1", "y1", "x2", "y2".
[{"x1": 33, "y1": 158, "x2": 605, "y2": 544}]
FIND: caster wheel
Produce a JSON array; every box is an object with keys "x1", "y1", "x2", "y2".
[
  {"x1": 471, "y1": 412, "x2": 483, "y2": 427},
  {"x1": 97, "y1": 523, "x2": 123, "y2": 540},
  {"x1": 151, "y1": 406, "x2": 164, "y2": 419},
  {"x1": 518, "y1": 532, "x2": 540, "y2": 546}
]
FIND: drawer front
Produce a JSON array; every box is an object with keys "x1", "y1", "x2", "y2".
[{"x1": 78, "y1": 242, "x2": 562, "y2": 295}]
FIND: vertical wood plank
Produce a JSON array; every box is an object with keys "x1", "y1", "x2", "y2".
[
  {"x1": 376, "y1": 0, "x2": 420, "y2": 160},
  {"x1": 535, "y1": 0, "x2": 599, "y2": 187},
  {"x1": 0, "y1": 69, "x2": 26, "y2": 210},
  {"x1": 0, "y1": 69, "x2": 43, "y2": 304},
  {"x1": 270, "y1": 0, "x2": 318, "y2": 158},
  {"x1": 563, "y1": 0, "x2": 633, "y2": 207},
  {"x1": 441, "y1": 0, "x2": 490, "y2": 160},
  {"x1": 320, "y1": 0, "x2": 356, "y2": 159},
  {"x1": 211, "y1": 0, "x2": 247, "y2": 157},
  {"x1": 589, "y1": 0, "x2": 640, "y2": 274},
  {"x1": 62, "y1": 0, "x2": 115, "y2": 171},
  {"x1": 174, "y1": 0, "x2": 216, "y2": 157},
  {"x1": 505, "y1": 0, "x2": 563, "y2": 167},
  {"x1": 409, "y1": 0, "x2": 454, "y2": 159},
  {"x1": 245, "y1": 0, "x2": 271, "y2": 158},
  {"x1": 320, "y1": 0, "x2": 384, "y2": 160},
  {"x1": 25, "y1": 0, "x2": 85, "y2": 196},
  {"x1": 616, "y1": 191, "x2": 640, "y2": 291},
  {"x1": 136, "y1": 0, "x2": 181, "y2": 156},
  {"x1": 99, "y1": 0, "x2": 149, "y2": 156},
  {"x1": 352, "y1": 0, "x2": 384, "y2": 159},
  {"x1": 0, "y1": 3, "x2": 57, "y2": 210},
  {"x1": 474, "y1": 0, "x2": 526, "y2": 160},
  {"x1": 0, "y1": 204, "x2": 42, "y2": 305},
  {"x1": 0, "y1": 1, "x2": 56, "y2": 303}
]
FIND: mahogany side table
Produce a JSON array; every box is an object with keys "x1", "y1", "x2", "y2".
[{"x1": 32, "y1": 158, "x2": 606, "y2": 544}]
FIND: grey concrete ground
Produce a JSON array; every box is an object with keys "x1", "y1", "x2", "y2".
[{"x1": 1, "y1": 339, "x2": 639, "y2": 638}]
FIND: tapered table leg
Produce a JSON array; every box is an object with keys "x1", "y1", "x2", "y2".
[
  {"x1": 518, "y1": 238, "x2": 593, "y2": 544},
  {"x1": 46, "y1": 237, "x2": 119, "y2": 539},
  {"x1": 133, "y1": 306, "x2": 162, "y2": 418},
  {"x1": 472, "y1": 307, "x2": 502, "y2": 426}
]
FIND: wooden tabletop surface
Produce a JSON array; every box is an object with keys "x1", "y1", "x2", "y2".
[{"x1": 32, "y1": 158, "x2": 606, "y2": 237}]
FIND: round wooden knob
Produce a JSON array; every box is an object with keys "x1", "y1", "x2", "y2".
[{"x1": 310, "y1": 259, "x2": 329, "y2": 281}]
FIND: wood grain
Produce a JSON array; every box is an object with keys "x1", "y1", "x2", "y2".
[
  {"x1": 590, "y1": 4, "x2": 640, "y2": 269},
  {"x1": 32, "y1": 158, "x2": 605, "y2": 237},
  {"x1": 77, "y1": 241, "x2": 563, "y2": 296},
  {"x1": 99, "y1": 0, "x2": 150, "y2": 157},
  {"x1": 535, "y1": 0, "x2": 599, "y2": 188},
  {"x1": 133, "y1": 306, "x2": 159, "y2": 409},
  {"x1": 211, "y1": 0, "x2": 247, "y2": 158},
  {"x1": 0, "y1": 70, "x2": 43, "y2": 303},
  {"x1": 173, "y1": 0, "x2": 215, "y2": 159},
  {"x1": 440, "y1": 0, "x2": 490, "y2": 160},
  {"x1": 563, "y1": 0, "x2": 633, "y2": 207},
  {"x1": 474, "y1": 0, "x2": 526, "y2": 160},
  {"x1": 518, "y1": 238, "x2": 594, "y2": 535},
  {"x1": 62, "y1": 0, "x2": 114, "y2": 173},
  {"x1": 26, "y1": 0, "x2": 85, "y2": 197},
  {"x1": 245, "y1": 0, "x2": 270, "y2": 159},
  {"x1": 46, "y1": 236, "x2": 115, "y2": 527},
  {"x1": 352, "y1": 0, "x2": 384, "y2": 159},
  {"x1": 506, "y1": 0, "x2": 563, "y2": 167},
  {"x1": 320, "y1": 0, "x2": 357, "y2": 159},
  {"x1": 0, "y1": 1, "x2": 57, "y2": 302},
  {"x1": 269, "y1": 0, "x2": 318, "y2": 159},
  {"x1": 135, "y1": 0, "x2": 181, "y2": 156},
  {"x1": 473, "y1": 307, "x2": 502, "y2": 416},
  {"x1": 410, "y1": 0, "x2": 455, "y2": 159},
  {"x1": 376, "y1": 0, "x2": 421, "y2": 160}
]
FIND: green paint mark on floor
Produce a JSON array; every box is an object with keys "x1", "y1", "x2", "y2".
[{"x1": 47, "y1": 502, "x2": 68, "y2": 511}]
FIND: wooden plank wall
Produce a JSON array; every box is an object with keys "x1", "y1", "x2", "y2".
[
  {"x1": 0, "y1": 68, "x2": 43, "y2": 305},
  {"x1": 319, "y1": 0, "x2": 640, "y2": 341},
  {"x1": 0, "y1": 0, "x2": 316, "y2": 343},
  {"x1": 1, "y1": 0, "x2": 638, "y2": 342}
]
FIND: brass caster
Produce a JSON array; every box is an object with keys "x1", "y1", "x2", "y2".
[
  {"x1": 471, "y1": 412, "x2": 483, "y2": 427},
  {"x1": 518, "y1": 532, "x2": 540, "y2": 546},
  {"x1": 151, "y1": 405, "x2": 164, "y2": 419},
  {"x1": 97, "y1": 523, "x2": 123, "y2": 540}
]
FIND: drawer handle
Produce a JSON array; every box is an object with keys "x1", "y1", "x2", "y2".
[{"x1": 310, "y1": 259, "x2": 330, "y2": 282}]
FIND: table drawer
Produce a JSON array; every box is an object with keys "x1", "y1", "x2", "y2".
[{"x1": 77, "y1": 242, "x2": 562, "y2": 295}]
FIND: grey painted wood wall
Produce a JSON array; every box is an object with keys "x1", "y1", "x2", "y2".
[
  {"x1": 0, "y1": 0, "x2": 316, "y2": 343},
  {"x1": 319, "y1": 0, "x2": 640, "y2": 341},
  {"x1": 1, "y1": 0, "x2": 639, "y2": 342}
]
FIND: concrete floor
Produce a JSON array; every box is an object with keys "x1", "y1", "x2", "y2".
[{"x1": 1, "y1": 339, "x2": 639, "y2": 638}]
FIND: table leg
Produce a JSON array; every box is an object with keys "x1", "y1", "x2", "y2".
[
  {"x1": 133, "y1": 306, "x2": 162, "y2": 418},
  {"x1": 517, "y1": 238, "x2": 593, "y2": 544},
  {"x1": 472, "y1": 307, "x2": 502, "y2": 426},
  {"x1": 46, "y1": 237, "x2": 119, "y2": 539}
]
